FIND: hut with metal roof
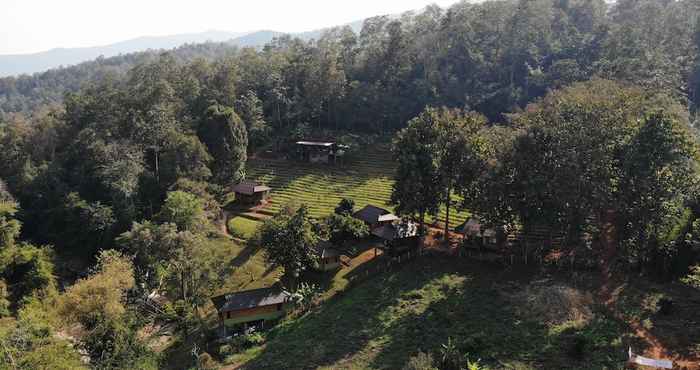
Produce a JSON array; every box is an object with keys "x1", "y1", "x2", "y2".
[
  {"x1": 455, "y1": 217, "x2": 498, "y2": 246},
  {"x1": 212, "y1": 287, "x2": 291, "y2": 334},
  {"x1": 232, "y1": 181, "x2": 271, "y2": 206},
  {"x1": 352, "y1": 205, "x2": 399, "y2": 230},
  {"x1": 372, "y1": 221, "x2": 420, "y2": 256},
  {"x1": 295, "y1": 141, "x2": 346, "y2": 164},
  {"x1": 311, "y1": 241, "x2": 342, "y2": 271}
]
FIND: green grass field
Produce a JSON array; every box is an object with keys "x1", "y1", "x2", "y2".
[
  {"x1": 227, "y1": 216, "x2": 261, "y2": 239},
  {"x1": 246, "y1": 145, "x2": 470, "y2": 227}
]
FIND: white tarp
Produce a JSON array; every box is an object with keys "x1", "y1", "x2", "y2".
[{"x1": 629, "y1": 347, "x2": 673, "y2": 369}]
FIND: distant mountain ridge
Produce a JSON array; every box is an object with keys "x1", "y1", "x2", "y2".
[
  {"x1": 0, "y1": 30, "x2": 250, "y2": 77},
  {"x1": 0, "y1": 20, "x2": 365, "y2": 77}
]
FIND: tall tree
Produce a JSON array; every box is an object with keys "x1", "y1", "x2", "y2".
[
  {"x1": 435, "y1": 108, "x2": 487, "y2": 239},
  {"x1": 258, "y1": 205, "x2": 318, "y2": 285},
  {"x1": 198, "y1": 105, "x2": 248, "y2": 186},
  {"x1": 391, "y1": 109, "x2": 441, "y2": 233}
]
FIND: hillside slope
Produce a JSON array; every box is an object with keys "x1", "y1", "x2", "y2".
[{"x1": 230, "y1": 257, "x2": 629, "y2": 369}]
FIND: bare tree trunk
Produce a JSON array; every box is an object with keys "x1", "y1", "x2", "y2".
[
  {"x1": 154, "y1": 150, "x2": 160, "y2": 184},
  {"x1": 444, "y1": 186, "x2": 451, "y2": 243}
]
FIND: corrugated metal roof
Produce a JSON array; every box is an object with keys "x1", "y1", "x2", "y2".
[
  {"x1": 296, "y1": 141, "x2": 334, "y2": 147},
  {"x1": 211, "y1": 287, "x2": 290, "y2": 312},
  {"x1": 353, "y1": 205, "x2": 394, "y2": 224},
  {"x1": 372, "y1": 222, "x2": 419, "y2": 241},
  {"x1": 233, "y1": 181, "x2": 271, "y2": 195},
  {"x1": 312, "y1": 241, "x2": 341, "y2": 258}
]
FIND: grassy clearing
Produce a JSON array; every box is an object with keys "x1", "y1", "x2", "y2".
[
  {"x1": 227, "y1": 216, "x2": 261, "y2": 239},
  {"x1": 246, "y1": 145, "x2": 470, "y2": 227},
  {"x1": 205, "y1": 236, "x2": 281, "y2": 295},
  {"x1": 231, "y1": 258, "x2": 633, "y2": 370}
]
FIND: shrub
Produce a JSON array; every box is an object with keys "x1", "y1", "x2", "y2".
[
  {"x1": 681, "y1": 265, "x2": 700, "y2": 288},
  {"x1": 439, "y1": 337, "x2": 464, "y2": 370},
  {"x1": 568, "y1": 334, "x2": 589, "y2": 360},
  {"x1": 246, "y1": 332, "x2": 266, "y2": 346},
  {"x1": 334, "y1": 198, "x2": 355, "y2": 216},
  {"x1": 230, "y1": 332, "x2": 267, "y2": 351},
  {"x1": 658, "y1": 297, "x2": 674, "y2": 316},
  {"x1": 290, "y1": 282, "x2": 321, "y2": 312},
  {"x1": 218, "y1": 344, "x2": 232, "y2": 357},
  {"x1": 402, "y1": 351, "x2": 438, "y2": 370},
  {"x1": 465, "y1": 358, "x2": 484, "y2": 370},
  {"x1": 197, "y1": 352, "x2": 217, "y2": 370}
]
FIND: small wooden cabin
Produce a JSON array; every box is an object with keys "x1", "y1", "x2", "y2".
[
  {"x1": 233, "y1": 181, "x2": 271, "y2": 206},
  {"x1": 353, "y1": 205, "x2": 399, "y2": 230},
  {"x1": 295, "y1": 141, "x2": 346, "y2": 164},
  {"x1": 212, "y1": 287, "x2": 291, "y2": 334},
  {"x1": 456, "y1": 217, "x2": 498, "y2": 247},
  {"x1": 312, "y1": 241, "x2": 342, "y2": 271},
  {"x1": 372, "y1": 221, "x2": 420, "y2": 256}
]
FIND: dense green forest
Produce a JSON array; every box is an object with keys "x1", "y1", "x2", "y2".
[
  {"x1": 1, "y1": 0, "x2": 700, "y2": 369},
  {"x1": 3, "y1": 0, "x2": 700, "y2": 126}
]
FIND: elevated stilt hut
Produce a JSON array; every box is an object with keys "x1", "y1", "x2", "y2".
[{"x1": 233, "y1": 181, "x2": 271, "y2": 206}]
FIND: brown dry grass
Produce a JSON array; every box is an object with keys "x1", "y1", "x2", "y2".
[{"x1": 508, "y1": 281, "x2": 594, "y2": 327}]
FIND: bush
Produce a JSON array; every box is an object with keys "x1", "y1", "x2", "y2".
[
  {"x1": 334, "y1": 198, "x2": 355, "y2": 216},
  {"x1": 402, "y1": 352, "x2": 438, "y2": 370},
  {"x1": 439, "y1": 338, "x2": 464, "y2": 370},
  {"x1": 197, "y1": 352, "x2": 217, "y2": 370},
  {"x1": 465, "y1": 358, "x2": 484, "y2": 370},
  {"x1": 218, "y1": 344, "x2": 232, "y2": 357},
  {"x1": 568, "y1": 334, "x2": 589, "y2": 360},
  {"x1": 681, "y1": 265, "x2": 700, "y2": 288},
  {"x1": 658, "y1": 297, "x2": 674, "y2": 316},
  {"x1": 246, "y1": 332, "x2": 266, "y2": 346},
  {"x1": 230, "y1": 332, "x2": 267, "y2": 351}
]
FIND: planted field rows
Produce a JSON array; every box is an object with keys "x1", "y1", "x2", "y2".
[{"x1": 246, "y1": 147, "x2": 470, "y2": 227}]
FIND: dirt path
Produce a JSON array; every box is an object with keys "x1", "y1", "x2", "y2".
[
  {"x1": 598, "y1": 215, "x2": 698, "y2": 370},
  {"x1": 219, "y1": 210, "x2": 232, "y2": 237}
]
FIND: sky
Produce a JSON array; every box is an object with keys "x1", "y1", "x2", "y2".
[{"x1": 1, "y1": 0, "x2": 459, "y2": 55}]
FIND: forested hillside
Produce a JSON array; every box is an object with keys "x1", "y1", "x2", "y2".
[
  {"x1": 2, "y1": 0, "x2": 700, "y2": 124},
  {"x1": 1, "y1": 0, "x2": 700, "y2": 369}
]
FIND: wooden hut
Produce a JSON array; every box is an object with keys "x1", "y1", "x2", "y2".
[
  {"x1": 233, "y1": 181, "x2": 271, "y2": 206},
  {"x1": 295, "y1": 141, "x2": 346, "y2": 164},
  {"x1": 312, "y1": 241, "x2": 342, "y2": 271},
  {"x1": 455, "y1": 217, "x2": 498, "y2": 246},
  {"x1": 353, "y1": 205, "x2": 399, "y2": 230},
  {"x1": 212, "y1": 287, "x2": 292, "y2": 335},
  {"x1": 372, "y1": 221, "x2": 420, "y2": 256}
]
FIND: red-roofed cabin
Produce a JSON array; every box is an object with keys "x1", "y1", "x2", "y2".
[{"x1": 233, "y1": 181, "x2": 271, "y2": 206}]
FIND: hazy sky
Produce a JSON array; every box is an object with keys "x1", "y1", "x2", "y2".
[{"x1": 1, "y1": 0, "x2": 459, "y2": 55}]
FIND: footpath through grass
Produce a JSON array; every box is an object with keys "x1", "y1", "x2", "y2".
[
  {"x1": 246, "y1": 145, "x2": 470, "y2": 228},
  {"x1": 231, "y1": 257, "x2": 634, "y2": 370}
]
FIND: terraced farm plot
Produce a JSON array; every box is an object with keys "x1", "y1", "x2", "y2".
[{"x1": 246, "y1": 146, "x2": 470, "y2": 227}]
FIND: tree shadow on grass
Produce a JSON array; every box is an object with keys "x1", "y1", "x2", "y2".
[
  {"x1": 240, "y1": 258, "x2": 444, "y2": 369},
  {"x1": 240, "y1": 255, "x2": 641, "y2": 370},
  {"x1": 365, "y1": 260, "x2": 548, "y2": 369},
  {"x1": 230, "y1": 241, "x2": 261, "y2": 269},
  {"x1": 369, "y1": 262, "x2": 636, "y2": 370}
]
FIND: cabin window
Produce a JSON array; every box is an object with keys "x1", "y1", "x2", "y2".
[{"x1": 277, "y1": 303, "x2": 283, "y2": 311}]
